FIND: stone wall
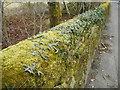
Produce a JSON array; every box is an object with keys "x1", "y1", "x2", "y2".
[{"x1": 0, "y1": 2, "x2": 110, "y2": 88}]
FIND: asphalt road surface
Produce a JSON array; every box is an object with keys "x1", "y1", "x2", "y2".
[{"x1": 86, "y1": 2, "x2": 118, "y2": 88}]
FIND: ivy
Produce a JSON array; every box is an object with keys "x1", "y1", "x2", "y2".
[
  {"x1": 38, "y1": 50, "x2": 47, "y2": 60},
  {"x1": 23, "y1": 3, "x2": 108, "y2": 88},
  {"x1": 58, "y1": 49, "x2": 68, "y2": 60},
  {"x1": 39, "y1": 41, "x2": 46, "y2": 45},
  {"x1": 23, "y1": 63, "x2": 44, "y2": 77}
]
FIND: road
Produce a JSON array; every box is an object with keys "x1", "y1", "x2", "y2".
[{"x1": 85, "y1": 2, "x2": 118, "y2": 88}]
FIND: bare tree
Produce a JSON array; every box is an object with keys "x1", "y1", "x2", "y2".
[
  {"x1": 2, "y1": 2, "x2": 12, "y2": 49},
  {"x1": 0, "y1": 0, "x2": 2, "y2": 50}
]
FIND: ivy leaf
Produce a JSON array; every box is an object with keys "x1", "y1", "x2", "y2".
[
  {"x1": 42, "y1": 47, "x2": 48, "y2": 51},
  {"x1": 52, "y1": 42, "x2": 58, "y2": 46},
  {"x1": 53, "y1": 46, "x2": 59, "y2": 53},
  {"x1": 38, "y1": 50, "x2": 47, "y2": 60},
  {"x1": 30, "y1": 52, "x2": 37, "y2": 56},
  {"x1": 82, "y1": 21, "x2": 87, "y2": 28},
  {"x1": 39, "y1": 41, "x2": 46, "y2": 45},
  {"x1": 34, "y1": 43, "x2": 40, "y2": 47},
  {"x1": 31, "y1": 63, "x2": 36, "y2": 68},
  {"x1": 55, "y1": 39, "x2": 61, "y2": 42},
  {"x1": 25, "y1": 69, "x2": 34, "y2": 74},
  {"x1": 32, "y1": 35, "x2": 37, "y2": 39},
  {"x1": 37, "y1": 71, "x2": 44, "y2": 76},
  {"x1": 66, "y1": 40, "x2": 71, "y2": 44},
  {"x1": 39, "y1": 31, "x2": 43, "y2": 34},
  {"x1": 48, "y1": 44, "x2": 53, "y2": 49},
  {"x1": 23, "y1": 64, "x2": 35, "y2": 74},
  {"x1": 59, "y1": 50, "x2": 68, "y2": 60}
]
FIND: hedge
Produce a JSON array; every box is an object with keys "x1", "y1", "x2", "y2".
[{"x1": 1, "y1": 2, "x2": 110, "y2": 88}]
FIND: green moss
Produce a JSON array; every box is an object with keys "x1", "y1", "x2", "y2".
[{"x1": 1, "y1": 2, "x2": 110, "y2": 88}]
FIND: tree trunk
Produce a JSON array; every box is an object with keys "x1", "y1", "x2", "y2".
[
  {"x1": 63, "y1": 1, "x2": 70, "y2": 16},
  {"x1": 48, "y1": 2, "x2": 62, "y2": 28},
  {"x1": 0, "y1": 1, "x2": 2, "y2": 50}
]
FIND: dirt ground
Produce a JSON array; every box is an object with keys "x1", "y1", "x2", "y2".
[{"x1": 2, "y1": 3, "x2": 72, "y2": 49}]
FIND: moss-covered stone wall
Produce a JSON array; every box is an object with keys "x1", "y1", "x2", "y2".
[{"x1": 0, "y1": 2, "x2": 110, "y2": 88}]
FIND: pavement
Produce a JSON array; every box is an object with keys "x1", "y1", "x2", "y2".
[{"x1": 85, "y1": 2, "x2": 118, "y2": 88}]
